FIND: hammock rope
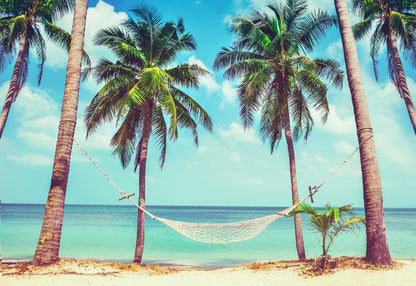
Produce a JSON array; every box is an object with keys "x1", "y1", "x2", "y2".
[{"x1": 63, "y1": 124, "x2": 372, "y2": 243}]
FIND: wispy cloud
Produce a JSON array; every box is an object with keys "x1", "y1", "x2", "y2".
[
  {"x1": 188, "y1": 55, "x2": 221, "y2": 93},
  {"x1": 7, "y1": 154, "x2": 52, "y2": 166},
  {"x1": 218, "y1": 122, "x2": 259, "y2": 143},
  {"x1": 45, "y1": 0, "x2": 128, "y2": 70}
]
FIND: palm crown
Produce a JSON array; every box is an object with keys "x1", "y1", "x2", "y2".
[
  {"x1": 84, "y1": 5, "x2": 213, "y2": 169},
  {"x1": 0, "y1": 0, "x2": 78, "y2": 84},
  {"x1": 213, "y1": 0, "x2": 343, "y2": 152},
  {"x1": 352, "y1": 0, "x2": 416, "y2": 85}
]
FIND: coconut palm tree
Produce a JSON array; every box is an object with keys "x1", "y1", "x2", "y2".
[
  {"x1": 33, "y1": 0, "x2": 89, "y2": 265},
  {"x1": 213, "y1": 0, "x2": 343, "y2": 260},
  {"x1": 334, "y1": 0, "x2": 392, "y2": 265},
  {"x1": 0, "y1": 0, "x2": 88, "y2": 139},
  {"x1": 352, "y1": 0, "x2": 416, "y2": 134},
  {"x1": 83, "y1": 5, "x2": 212, "y2": 263}
]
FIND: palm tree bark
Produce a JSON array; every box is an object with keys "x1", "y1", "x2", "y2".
[
  {"x1": 388, "y1": 31, "x2": 416, "y2": 135},
  {"x1": 283, "y1": 100, "x2": 306, "y2": 260},
  {"x1": 334, "y1": 0, "x2": 391, "y2": 265},
  {"x1": 33, "y1": 0, "x2": 89, "y2": 265},
  {"x1": 0, "y1": 34, "x2": 28, "y2": 139},
  {"x1": 133, "y1": 105, "x2": 152, "y2": 264}
]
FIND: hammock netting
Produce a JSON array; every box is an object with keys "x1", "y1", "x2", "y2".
[{"x1": 154, "y1": 204, "x2": 298, "y2": 243}]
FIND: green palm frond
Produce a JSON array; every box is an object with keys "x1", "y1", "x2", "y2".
[
  {"x1": 84, "y1": 77, "x2": 136, "y2": 136},
  {"x1": 260, "y1": 90, "x2": 284, "y2": 153},
  {"x1": 288, "y1": 202, "x2": 364, "y2": 256},
  {"x1": 166, "y1": 63, "x2": 208, "y2": 88},
  {"x1": 231, "y1": 13, "x2": 272, "y2": 52},
  {"x1": 172, "y1": 87, "x2": 212, "y2": 132},
  {"x1": 173, "y1": 97, "x2": 199, "y2": 144},
  {"x1": 238, "y1": 64, "x2": 272, "y2": 128},
  {"x1": 297, "y1": 10, "x2": 338, "y2": 53},
  {"x1": 313, "y1": 58, "x2": 344, "y2": 89},
  {"x1": 353, "y1": 18, "x2": 374, "y2": 40},
  {"x1": 149, "y1": 106, "x2": 167, "y2": 168},
  {"x1": 213, "y1": 48, "x2": 264, "y2": 75},
  {"x1": 171, "y1": 87, "x2": 213, "y2": 132},
  {"x1": 95, "y1": 26, "x2": 147, "y2": 69},
  {"x1": 27, "y1": 23, "x2": 46, "y2": 85},
  {"x1": 290, "y1": 87, "x2": 313, "y2": 141},
  {"x1": 390, "y1": 11, "x2": 407, "y2": 37},
  {"x1": 1, "y1": 14, "x2": 27, "y2": 52},
  {"x1": 386, "y1": 38, "x2": 402, "y2": 96},
  {"x1": 89, "y1": 58, "x2": 137, "y2": 84},
  {"x1": 369, "y1": 22, "x2": 387, "y2": 81},
  {"x1": 158, "y1": 88, "x2": 178, "y2": 141},
  {"x1": 111, "y1": 108, "x2": 142, "y2": 168}
]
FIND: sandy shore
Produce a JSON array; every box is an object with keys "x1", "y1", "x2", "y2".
[{"x1": 2, "y1": 257, "x2": 415, "y2": 286}]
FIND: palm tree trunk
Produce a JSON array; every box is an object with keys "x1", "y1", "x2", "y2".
[
  {"x1": 133, "y1": 106, "x2": 152, "y2": 264},
  {"x1": 33, "y1": 0, "x2": 89, "y2": 265},
  {"x1": 334, "y1": 0, "x2": 391, "y2": 265},
  {"x1": 388, "y1": 31, "x2": 416, "y2": 135},
  {"x1": 283, "y1": 101, "x2": 306, "y2": 260},
  {"x1": 0, "y1": 34, "x2": 28, "y2": 139}
]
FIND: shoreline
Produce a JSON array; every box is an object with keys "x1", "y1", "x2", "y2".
[{"x1": 2, "y1": 257, "x2": 416, "y2": 286}]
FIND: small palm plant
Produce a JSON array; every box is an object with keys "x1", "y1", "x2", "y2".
[{"x1": 289, "y1": 203, "x2": 365, "y2": 258}]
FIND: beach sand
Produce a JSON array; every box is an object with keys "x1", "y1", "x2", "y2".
[{"x1": 1, "y1": 257, "x2": 415, "y2": 286}]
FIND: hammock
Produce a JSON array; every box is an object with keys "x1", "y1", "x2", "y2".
[
  {"x1": 69, "y1": 132, "x2": 369, "y2": 244},
  {"x1": 155, "y1": 205, "x2": 298, "y2": 243}
]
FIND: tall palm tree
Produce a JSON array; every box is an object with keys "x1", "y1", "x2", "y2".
[
  {"x1": 214, "y1": 0, "x2": 343, "y2": 260},
  {"x1": 352, "y1": 0, "x2": 416, "y2": 134},
  {"x1": 334, "y1": 0, "x2": 392, "y2": 265},
  {"x1": 33, "y1": 0, "x2": 89, "y2": 265},
  {"x1": 0, "y1": 0, "x2": 84, "y2": 139},
  {"x1": 83, "y1": 5, "x2": 212, "y2": 264}
]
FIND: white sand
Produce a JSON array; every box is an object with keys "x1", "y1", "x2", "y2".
[{"x1": 2, "y1": 259, "x2": 415, "y2": 286}]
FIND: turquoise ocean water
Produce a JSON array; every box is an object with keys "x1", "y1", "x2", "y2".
[{"x1": 1, "y1": 204, "x2": 415, "y2": 267}]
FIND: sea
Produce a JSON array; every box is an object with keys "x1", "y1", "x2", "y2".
[{"x1": 1, "y1": 204, "x2": 415, "y2": 268}]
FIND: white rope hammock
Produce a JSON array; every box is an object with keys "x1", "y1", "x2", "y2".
[
  {"x1": 69, "y1": 131, "x2": 370, "y2": 244},
  {"x1": 156, "y1": 205, "x2": 298, "y2": 243}
]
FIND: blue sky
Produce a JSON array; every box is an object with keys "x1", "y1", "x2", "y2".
[{"x1": 0, "y1": 0, "x2": 415, "y2": 208}]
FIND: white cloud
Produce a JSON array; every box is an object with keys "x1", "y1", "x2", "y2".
[
  {"x1": 197, "y1": 145, "x2": 208, "y2": 153},
  {"x1": 147, "y1": 176, "x2": 156, "y2": 183},
  {"x1": 189, "y1": 55, "x2": 221, "y2": 93},
  {"x1": 220, "y1": 80, "x2": 237, "y2": 108},
  {"x1": 7, "y1": 154, "x2": 52, "y2": 166},
  {"x1": 12, "y1": 86, "x2": 59, "y2": 120},
  {"x1": 326, "y1": 40, "x2": 344, "y2": 63},
  {"x1": 333, "y1": 140, "x2": 355, "y2": 154},
  {"x1": 218, "y1": 122, "x2": 259, "y2": 143},
  {"x1": 75, "y1": 116, "x2": 114, "y2": 151},
  {"x1": 45, "y1": 0, "x2": 128, "y2": 69},
  {"x1": 316, "y1": 105, "x2": 356, "y2": 135},
  {"x1": 230, "y1": 151, "x2": 241, "y2": 162}
]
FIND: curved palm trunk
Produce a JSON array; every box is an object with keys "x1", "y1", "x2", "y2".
[
  {"x1": 0, "y1": 34, "x2": 28, "y2": 139},
  {"x1": 33, "y1": 0, "x2": 89, "y2": 265},
  {"x1": 283, "y1": 101, "x2": 306, "y2": 260},
  {"x1": 133, "y1": 106, "x2": 152, "y2": 264},
  {"x1": 388, "y1": 32, "x2": 416, "y2": 135},
  {"x1": 334, "y1": 0, "x2": 391, "y2": 265}
]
